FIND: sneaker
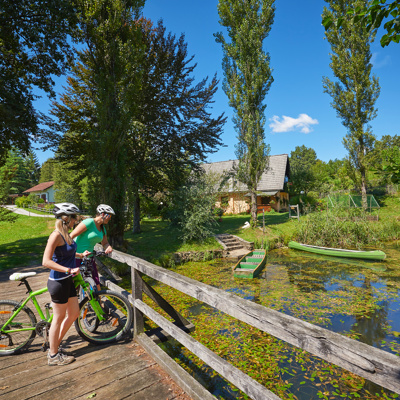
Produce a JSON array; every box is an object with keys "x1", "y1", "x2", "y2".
[
  {"x1": 47, "y1": 351, "x2": 75, "y2": 366},
  {"x1": 58, "y1": 345, "x2": 73, "y2": 356}
]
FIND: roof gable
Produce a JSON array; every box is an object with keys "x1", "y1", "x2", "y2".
[
  {"x1": 202, "y1": 155, "x2": 290, "y2": 192},
  {"x1": 23, "y1": 181, "x2": 55, "y2": 193}
]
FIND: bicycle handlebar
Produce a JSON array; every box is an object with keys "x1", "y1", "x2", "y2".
[
  {"x1": 81, "y1": 250, "x2": 107, "y2": 261},
  {"x1": 79, "y1": 250, "x2": 108, "y2": 277}
]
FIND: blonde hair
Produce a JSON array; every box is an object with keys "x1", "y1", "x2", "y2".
[{"x1": 55, "y1": 216, "x2": 73, "y2": 245}]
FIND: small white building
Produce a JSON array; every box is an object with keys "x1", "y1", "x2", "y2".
[{"x1": 23, "y1": 181, "x2": 56, "y2": 203}]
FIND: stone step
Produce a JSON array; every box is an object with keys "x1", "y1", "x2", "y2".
[
  {"x1": 222, "y1": 240, "x2": 242, "y2": 246},
  {"x1": 222, "y1": 238, "x2": 239, "y2": 244},
  {"x1": 226, "y1": 245, "x2": 244, "y2": 251},
  {"x1": 216, "y1": 234, "x2": 247, "y2": 252}
]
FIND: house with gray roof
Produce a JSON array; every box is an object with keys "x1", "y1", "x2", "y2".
[{"x1": 202, "y1": 154, "x2": 290, "y2": 214}]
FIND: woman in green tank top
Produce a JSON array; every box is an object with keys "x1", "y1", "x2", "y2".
[{"x1": 70, "y1": 204, "x2": 115, "y2": 291}]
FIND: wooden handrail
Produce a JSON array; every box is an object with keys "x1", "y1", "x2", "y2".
[{"x1": 98, "y1": 247, "x2": 400, "y2": 398}]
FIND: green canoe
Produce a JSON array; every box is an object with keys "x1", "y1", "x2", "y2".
[
  {"x1": 233, "y1": 249, "x2": 267, "y2": 279},
  {"x1": 288, "y1": 241, "x2": 386, "y2": 261}
]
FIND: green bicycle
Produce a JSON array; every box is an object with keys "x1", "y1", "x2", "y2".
[{"x1": 0, "y1": 252, "x2": 133, "y2": 355}]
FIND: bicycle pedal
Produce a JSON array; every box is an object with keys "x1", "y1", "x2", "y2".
[{"x1": 42, "y1": 342, "x2": 49, "y2": 352}]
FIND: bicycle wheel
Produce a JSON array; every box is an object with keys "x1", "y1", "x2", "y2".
[
  {"x1": 74, "y1": 290, "x2": 133, "y2": 344},
  {"x1": 0, "y1": 300, "x2": 37, "y2": 355},
  {"x1": 78, "y1": 277, "x2": 99, "y2": 333}
]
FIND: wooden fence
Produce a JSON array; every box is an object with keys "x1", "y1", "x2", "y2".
[{"x1": 94, "y1": 247, "x2": 400, "y2": 400}]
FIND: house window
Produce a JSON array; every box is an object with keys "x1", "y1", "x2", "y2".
[{"x1": 260, "y1": 196, "x2": 270, "y2": 205}]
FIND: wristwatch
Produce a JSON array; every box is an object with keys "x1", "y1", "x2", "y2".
[{"x1": 66, "y1": 268, "x2": 71, "y2": 275}]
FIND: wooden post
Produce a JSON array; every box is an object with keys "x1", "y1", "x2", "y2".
[{"x1": 131, "y1": 265, "x2": 144, "y2": 337}]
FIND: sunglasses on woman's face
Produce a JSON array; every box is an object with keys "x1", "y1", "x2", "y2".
[{"x1": 71, "y1": 215, "x2": 78, "y2": 220}]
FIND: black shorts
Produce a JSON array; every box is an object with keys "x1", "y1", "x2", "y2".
[{"x1": 47, "y1": 277, "x2": 77, "y2": 304}]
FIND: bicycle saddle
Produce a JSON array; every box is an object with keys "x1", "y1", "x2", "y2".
[{"x1": 9, "y1": 272, "x2": 37, "y2": 281}]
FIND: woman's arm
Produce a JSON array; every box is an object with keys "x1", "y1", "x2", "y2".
[
  {"x1": 70, "y1": 222, "x2": 88, "y2": 240},
  {"x1": 101, "y1": 235, "x2": 113, "y2": 254}
]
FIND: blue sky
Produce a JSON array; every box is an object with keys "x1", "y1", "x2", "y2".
[{"x1": 35, "y1": 0, "x2": 400, "y2": 165}]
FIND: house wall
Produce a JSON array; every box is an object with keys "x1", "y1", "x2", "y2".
[
  {"x1": 217, "y1": 191, "x2": 289, "y2": 214},
  {"x1": 30, "y1": 187, "x2": 56, "y2": 203},
  {"x1": 217, "y1": 193, "x2": 250, "y2": 214},
  {"x1": 47, "y1": 187, "x2": 56, "y2": 203},
  {"x1": 257, "y1": 192, "x2": 289, "y2": 213}
]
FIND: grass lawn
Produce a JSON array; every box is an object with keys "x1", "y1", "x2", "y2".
[
  {"x1": 1, "y1": 193, "x2": 398, "y2": 271},
  {"x1": 123, "y1": 220, "x2": 224, "y2": 263},
  {"x1": 0, "y1": 214, "x2": 54, "y2": 271}
]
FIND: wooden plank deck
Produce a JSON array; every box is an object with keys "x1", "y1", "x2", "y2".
[{"x1": 0, "y1": 265, "x2": 191, "y2": 400}]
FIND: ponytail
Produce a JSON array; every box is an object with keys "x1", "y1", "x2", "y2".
[{"x1": 55, "y1": 217, "x2": 73, "y2": 245}]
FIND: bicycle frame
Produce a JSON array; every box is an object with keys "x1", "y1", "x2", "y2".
[
  {"x1": 73, "y1": 273, "x2": 105, "y2": 321},
  {"x1": 1, "y1": 286, "x2": 51, "y2": 335},
  {"x1": 2, "y1": 272, "x2": 106, "y2": 337}
]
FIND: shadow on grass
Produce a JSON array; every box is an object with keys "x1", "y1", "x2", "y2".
[
  {"x1": 0, "y1": 236, "x2": 48, "y2": 271},
  {"x1": 217, "y1": 212, "x2": 290, "y2": 235},
  {"x1": 123, "y1": 220, "x2": 186, "y2": 262}
]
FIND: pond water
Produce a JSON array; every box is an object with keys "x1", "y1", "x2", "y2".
[{"x1": 153, "y1": 243, "x2": 400, "y2": 400}]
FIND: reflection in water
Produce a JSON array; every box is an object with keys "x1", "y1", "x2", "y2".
[{"x1": 157, "y1": 244, "x2": 400, "y2": 400}]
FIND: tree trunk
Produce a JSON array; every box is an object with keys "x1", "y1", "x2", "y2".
[
  {"x1": 361, "y1": 168, "x2": 368, "y2": 210},
  {"x1": 250, "y1": 191, "x2": 257, "y2": 227},
  {"x1": 132, "y1": 190, "x2": 141, "y2": 234}
]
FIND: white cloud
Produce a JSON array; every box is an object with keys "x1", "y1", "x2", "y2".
[
  {"x1": 269, "y1": 113, "x2": 319, "y2": 134},
  {"x1": 371, "y1": 52, "x2": 391, "y2": 69}
]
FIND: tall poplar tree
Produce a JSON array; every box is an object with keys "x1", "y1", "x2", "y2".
[
  {"x1": 215, "y1": 0, "x2": 275, "y2": 227},
  {"x1": 323, "y1": 0, "x2": 380, "y2": 208}
]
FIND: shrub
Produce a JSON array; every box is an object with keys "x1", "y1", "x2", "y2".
[
  {"x1": 168, "y1": 172, "x2": 219, "y2": 243},
  {"x1": 15, "y1": 194, "x2": 44, "y2": 208},
  {"x1": 295, "y1": 207, "x2": 380, "y2": 248},
  {"x1": 213, "y1": 207, "x2": 224, "y2": 217}
]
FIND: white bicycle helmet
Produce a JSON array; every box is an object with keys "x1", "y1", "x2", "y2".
[
  {"x1": 96, "y1": 204, "x2": 115, "y2": 215},
  {"x1": 53, "y1": 203, "x2": 81, "y2": 218}
]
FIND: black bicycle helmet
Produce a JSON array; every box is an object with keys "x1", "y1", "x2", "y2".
[
  {"x1": 53, "y1": 203, "x2": 81, "y2": 218},
  {"x1": 96, "y1": 204, "x2": 115, "y2": 215}
]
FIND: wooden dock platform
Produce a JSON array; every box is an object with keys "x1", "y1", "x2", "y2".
[{"x1": 0, "y1": 265, "x2": 191, "y2": 400}]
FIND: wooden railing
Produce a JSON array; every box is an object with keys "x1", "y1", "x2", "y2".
[{"x1": 95, "y1": 247, "x2": 400, "y2": 400}]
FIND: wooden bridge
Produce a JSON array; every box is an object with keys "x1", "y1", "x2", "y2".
[
  {"x1": 0, "y1": 265, "x2": 191, "y2": 400},
  {"x1": 2, "y1": 246, "x2": 400, "y2": 400}
]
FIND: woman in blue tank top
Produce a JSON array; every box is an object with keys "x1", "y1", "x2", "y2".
[{"x1": 42, "y1": 203, "x2": 90, "y2": 366}]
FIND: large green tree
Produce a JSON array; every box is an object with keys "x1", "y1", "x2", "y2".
[
  {"x1": 323, "y1": 0, "x2": 380, "y2": 208},
  {"x1": 0, "y1": 153, "x2": 18, "y2": 223},
  {"x1": 1, "y1": 149, "x2": 34, "y2": 194},
  {"x1": 289, "y1": 145, "x2": 318, "y2": 195},
  {"x1": 127, "y1": 19, "x2": 226, "y2": 233},
  {"x1": 0, "y1": 0, "x2": 80, "y2": 164},
  {"x1": 24, "y1": 151, "x2": 41, "y2": 188},
  {"x1": 215, "y1": 0, "x2": 275, "y2": 227},
  {"x1": 52, "y1": 12, "x2": 225, "y2": 244},
  {"x1": 52, "y1": 0, "x2": 145, "y2": 246},
  {"x1": 369, "y1": 135, "x2": 400, "y2": 184},
  {"x1": 323, "y1": 1, "x2": 400, "y2": 47},
  {"x1": 39, "y1": 159, "x2": 56, "y2": 183}
]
